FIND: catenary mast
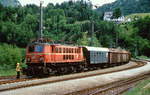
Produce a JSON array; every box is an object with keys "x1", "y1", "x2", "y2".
[{"x1": 39, "y1": 1, "x2": 44, "y2": 39}]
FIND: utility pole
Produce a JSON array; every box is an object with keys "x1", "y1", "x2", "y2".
[
  {"x1": 116, "y1": 30, "x2": 118, "y2": 47},
  {"x1": 88, "y1": 0, "x2": 99, "y2": 46},
  {"x1": 90, "y1": 20, "x2": 94, "y2": 46},
  {"x1": 39, "y1": 1, "x2": 44, "y2": 39},
  {"x1": 134, "y1": 40, "x2": 138, "y2": 57}
]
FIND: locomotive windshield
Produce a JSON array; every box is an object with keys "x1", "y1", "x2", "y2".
[
  {"x1": 28, "y1": 45, "x2": 43, "y2": 52},
  {"x1": 35, "y1": 45, "x2": 43, "y2": 52}
]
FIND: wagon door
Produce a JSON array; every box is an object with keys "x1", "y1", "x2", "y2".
[{"x1": 90, "y1": 51, "x2": 94, "y2": 64}]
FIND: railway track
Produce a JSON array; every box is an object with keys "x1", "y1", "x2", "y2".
[
  {"x1": 0, "y1": 60, "x2": 146, "y2": 92},
  {"x1": 0, "y1": 76, "x2": 14, "y2": 80},
  {"x1": 66, "y1": 59, "x2": 149, "y2": 95},
  {"x1": 68, "y1": 72, "x2": 150, "y2": 95}
]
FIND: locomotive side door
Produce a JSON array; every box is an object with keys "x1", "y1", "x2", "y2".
[{"x1": 51, "y1": 45, "x2": 55, "y2": 62}]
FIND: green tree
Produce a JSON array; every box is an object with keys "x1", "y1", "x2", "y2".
[
  {"x1": 77, "y1": 32, "x2": 89, "y2": 46},
  {"x1": 77, "y1": 32, "x2": 100, "y2": 46},
  {"x1": 133, "y1": 16, "x2": 150, "y2": 40},
  {"x1": 0, "y1": 44, "x2": 24, "y2": 69},
  {"x1": 113, "y1": 8, "x2": 121, "y2": 18}
]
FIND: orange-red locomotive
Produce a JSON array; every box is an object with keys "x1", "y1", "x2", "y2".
[
  {"x1": 24, "y1": 41, "x2": 130, "y2": 76},
  {"x1": 25, "y1": 42, "x2": 85, "y2": 76}
]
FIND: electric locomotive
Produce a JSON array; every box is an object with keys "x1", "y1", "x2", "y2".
[{"x1": 25, "y1": 41, "x2": 85, "y2": 76}]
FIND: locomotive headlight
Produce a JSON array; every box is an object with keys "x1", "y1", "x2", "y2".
[
  {"x1": 27, "y1": 58, "x2": 31, "y2": 62},
  {"x1": 39, "y1": 57, "x2": 44, "y2": 62}
]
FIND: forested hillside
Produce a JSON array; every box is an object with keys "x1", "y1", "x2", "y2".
[
  {"x1": 97, "y1": 0, "x2": 150, "y2": 15},
  {"x1": 0, "y1": 0, "x2": 21, "y2": 7},
  {"x1": 0, "y1": 0, "x2": 150, "y2": 69}
]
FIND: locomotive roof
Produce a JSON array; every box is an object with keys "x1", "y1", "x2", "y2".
[
  {"x1": 28, "y1": 42, "x2": 81, "y2": 47},
  {"x1": 83, "y1": 46, "x2": 109, "y2": 52},
  {"x1": 28, "y1": 42, "x2": 50, "y2": 46}
]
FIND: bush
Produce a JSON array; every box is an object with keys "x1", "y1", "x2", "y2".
[
  {"x1": 136, "y1": 55, "x2": 149, "y2": 60},
  {"x1": 0, "y1": 43, "x2": 25, "y2": 69}
]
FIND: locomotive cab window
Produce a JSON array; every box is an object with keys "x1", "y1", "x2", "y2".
[
  {"x1": 28, "y1": 45, "x2": 43, "y2": 52},
  {"x1": 35, "y1": 45, "x2": 43, "y2": 52}
]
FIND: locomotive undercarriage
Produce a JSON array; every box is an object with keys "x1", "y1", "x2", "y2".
[
  {"x1": 23, "y1": 61, "x2": 128, "y2": 77},
  {"x1": 23, "y1": 62, "x2": 86, "y2": 77}
]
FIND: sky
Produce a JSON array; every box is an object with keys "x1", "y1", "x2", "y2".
[{"x1": 18, "y1": 0, "x2": 116, "y2": 7}]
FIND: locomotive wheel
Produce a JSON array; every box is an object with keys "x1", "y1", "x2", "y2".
[
  {"x1": 67, "y1": 66, "x2": 74, "y2": 73},
  {"x1": 73, "y1": 67, "x2": 77, "y2": 73},
  {"x1": 76, "y1": 65, "x2": 83, "y2": 72},
  {"x1": 60, "y1": 67, "x2": 66, "y2": 74},
  {"x1": 48, "y1": 68, "x2": 55, "y2": 75},
  {"x1": 56, "y1": 67, "x2": 65, "y2": 75},
  {"x1": 63, "y1": 67, "x2": 68, "y2": 74}
]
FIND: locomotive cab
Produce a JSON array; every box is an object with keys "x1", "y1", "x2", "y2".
[
  {"x1": 26, "y1": 43, "x2": 47, "y2": 64},
  {"x1": 25, "y1": 42, "x2": 52, "y2": 76}
]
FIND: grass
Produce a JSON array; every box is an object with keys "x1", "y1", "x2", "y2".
[
  {"x1": 125, "y1": 13, "x2": 150, "y2": 20},
  {"x1": 124, "y1": 79, "x2": 150, "y2": 95},
  {"x1": 136, "y1": 56, "x2": 149, "y2": 60},
  {"x1": 0, "y1": 69, "x2": 16, "y2": 76}
]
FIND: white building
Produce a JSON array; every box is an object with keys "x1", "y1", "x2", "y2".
[
  {"x1": 103, "y1": 11, "x2": 131, "y2": 24},
  {"x1": 103, "y1": 12, "x2": 113, "y2": 21}
]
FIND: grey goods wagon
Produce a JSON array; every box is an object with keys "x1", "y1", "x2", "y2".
[
  {"x1": 83, "y1": 46, "x2": 130, "y2": 67},
  {"x1": 83, "y1": 46, "x2": 109, "y2": 67}
]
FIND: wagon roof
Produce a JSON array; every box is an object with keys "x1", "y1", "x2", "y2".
[
  {"x1": 83, "y1": 46, "x2": 109, "y2": 52},
  {"x1": 109, "y1": 48, "x2": 129, "y2": 53}
]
